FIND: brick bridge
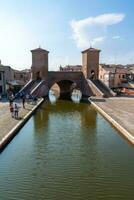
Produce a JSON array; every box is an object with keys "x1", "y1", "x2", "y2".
[
  {"x1": 38, "y1": 71, "x2": 94, "y2": 99},
  {"x1": 21, "y1": 47, "x2": 115, "y2": 100}
]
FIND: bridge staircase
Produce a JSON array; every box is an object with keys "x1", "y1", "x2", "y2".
[
  {"x1": 87, "y1": 79, "x2": 116, "y2": 97},
  {"x1": 30, "y1": 80, "x2": 48, "y2": 97},
  {"x1": 19, "y1": 80, "x2": 41, "y2": 95}
]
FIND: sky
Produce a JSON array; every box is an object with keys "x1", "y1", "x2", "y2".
[{"x1": 0, "y1": 0, "x2": 134, "y2": 70}]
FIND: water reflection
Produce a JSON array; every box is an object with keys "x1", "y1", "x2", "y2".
[
  {"x1": 71, "y1": 89, "x2": 82, "y2": 103},
  {"x1": 0, "y1": 100, "x2": 134, "y2": 200},
  {"x1": 80, "y1": 106, "x2": 97, "y2": 128},
  {"x1": 33, "y1": 100, "x2": 97, "y2": 134},
  {"x1": 49, "y1": 89, "x2": 82, "y2": 104},
  {"x1": 33, "y1": 107, "x2": 49, "y2": 134},
  {"x1": 49, "y1": 90, "x2": 57, "y2": 104}
]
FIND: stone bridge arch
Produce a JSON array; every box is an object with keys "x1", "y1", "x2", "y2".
[
  {"x1": 30, "y1": 71, "x2": 93, "y2": 100},
  {"x1": 48, "y1": 78, "x2": 82, "y2": 99},
  {"x1": 31, "y1": 71, "x2": 93, "y2": 99}
]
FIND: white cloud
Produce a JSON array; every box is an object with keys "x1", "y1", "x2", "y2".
[
  {"x1": 70, "y1": 13, "x2": 125, "y2": 49},
  {"x1": 112, "y1": 35, "x2": 121, "y2": 39}
]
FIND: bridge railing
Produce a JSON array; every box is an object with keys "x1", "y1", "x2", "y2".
[
  {"x1": 30, "y1": 80, "x2": 48, "y2": 97},
  {"x1": 19, "y1": 79, "x2": 34, "y2": 93}
]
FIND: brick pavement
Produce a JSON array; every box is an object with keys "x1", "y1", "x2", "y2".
[
  {"x1": 91, "y1": 97, "x2": 134, "y2": 138},
  {"x1": 0, "y1": 99, "x2": 42, "y2": 143}
]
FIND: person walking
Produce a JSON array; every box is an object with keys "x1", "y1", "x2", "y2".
[
  {"x1": 14, "y1": 103, "x2": 19, "y2": 119},
  {"x1": 22, "y1": 97, "x2": 25, "y2": 108},
  {"x1": 9, "y1": 96, "x2": 14, "y2": 106},
  {"x1": 10, "y1": 104, "x2": 14, "y2": 118}
]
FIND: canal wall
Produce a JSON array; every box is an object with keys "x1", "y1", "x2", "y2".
[
  {"x1": 0, "y1": 98, "x2": 44, "y2": 152},
  {"x1": 90, "y1": 97, "x2": 134, "y2": 145}
]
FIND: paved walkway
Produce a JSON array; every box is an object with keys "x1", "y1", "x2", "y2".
[
  {"x1": 0, "y1": 99, "x2": 42, "y2": 143},
  {"x1": 91, "y1": 97, "x2": 134, "y2": 142}
]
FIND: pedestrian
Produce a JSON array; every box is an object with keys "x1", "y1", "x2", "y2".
[
  {"x1": 9, "y1": 96, "x2": 14, "y2": 106},
  {"x1": 14, "y1": 103, "x2": 19, "y2": 119},
  {"x1": 10, "y1": 104, "x2": 14, "y2": 118},
  {"x1": 22, "y1": 97, "x2": 25, "y2": 108}
]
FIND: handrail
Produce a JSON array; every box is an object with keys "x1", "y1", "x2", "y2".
[
  {"x1": 30, "y1": 80, "x2": 45, "y2": 95},
  {"x1": 19, "y1": 79, "x2": 33, "y2": 93}
]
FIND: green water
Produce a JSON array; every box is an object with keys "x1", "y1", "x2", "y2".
[{"x1": 0, "y1": 100, "x2": 134, "y2": 200}]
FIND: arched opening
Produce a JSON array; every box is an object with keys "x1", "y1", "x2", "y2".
[
  {"x1": 36, "y1": 71, "x2": 41, "y2": 80},
  {"x1": 90, "y1": 70, "x2": 95, "y2": 80},
  {"x1": 49, "y1": 83, "x2": 60, "y2": 103},
  {"x1": 49, "y1": 80, "x2": 82, "y2": 102},
  {"x1": 57, "y1": 80, "x2": 80, "y2": 100}
]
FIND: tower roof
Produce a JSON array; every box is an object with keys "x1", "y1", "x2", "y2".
[
  {"x1": 31, "y1": 47, "x2": 49, "y2": 53},
  {"x1": 81, "y1": 47, "x2": 101, "y2": 53}
]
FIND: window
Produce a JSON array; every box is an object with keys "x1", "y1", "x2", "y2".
[{"x1": 122, "y1": 74, "x2": 125, "y2": 78}]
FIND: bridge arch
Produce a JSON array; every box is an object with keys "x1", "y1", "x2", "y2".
[
  {"x1": 48, "y1": 79, "x2": 81, "y2": 100},
  {"x1": 29, "y1": 72, "x2": 93, "y2": 100}
]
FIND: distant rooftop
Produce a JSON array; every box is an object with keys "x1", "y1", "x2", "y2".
[{"x1": 100, "y1": 64, "x2": 130, "y2": 74}]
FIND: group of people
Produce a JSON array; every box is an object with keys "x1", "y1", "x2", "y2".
[
  {"x1": 10, "y1": 103, "x2": 19, "y2": 118},
  {"x1": 9, "y1": 93, "x2": 21, "y2": 119},
  {"x1": 8, "y1": 91, "x2": 38, "y2": 119}
]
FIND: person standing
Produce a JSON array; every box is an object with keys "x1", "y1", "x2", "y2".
[
  {"x1": 10, "y1": 104, "x2": 14, "y2": 118},
  {"x1": 22, "y1": 97, "x2": 25, "y2": 108},
  {"x1": 14, "y1": 103, "x2": 19, "y2": 119}
]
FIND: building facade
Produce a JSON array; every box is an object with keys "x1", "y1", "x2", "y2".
[
  {"x1": 31, "y1": 47, "x2": 49, "y2": 80},
  {"x1": 82, "y1": 47, "x2": 101, "y2": 79},
  {"x1": 99, "y1": 64, "x2": 131, "y2": 88},
  {"x1": 0, "y1": 67, "x2": 6, "y2": 95},
  {"x1": 0, "y1": 60, "x2": 31, "y2": 96},
  {"x1": 59, "y1": 65, "x2": 82, "y2": 72}
]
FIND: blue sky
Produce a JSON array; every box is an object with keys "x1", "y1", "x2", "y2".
[{"x1": 0, "y1": 0, "x2": 134, "y2": 70}]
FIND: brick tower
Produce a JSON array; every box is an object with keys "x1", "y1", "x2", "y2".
[
  {"x1": 82, "y1": 47, "x2": 100, "y2": 79},
  {"x1": 31, "y1": 47, "x2": 49, "y2": 80}
]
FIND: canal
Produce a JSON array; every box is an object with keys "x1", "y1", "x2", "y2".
[{"x1": 0, "y1": 99, "x2": 134, "y2": 199}]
